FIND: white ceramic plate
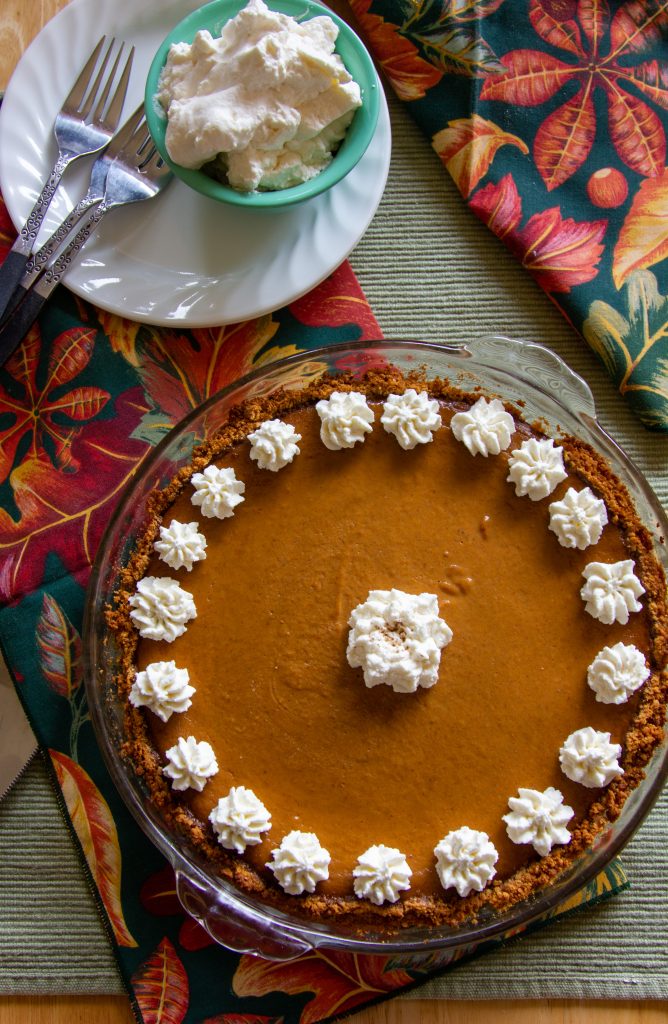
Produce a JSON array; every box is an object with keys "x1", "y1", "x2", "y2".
[{"x1": 0, "y1": 0, "x2": 391, "y2": 327}]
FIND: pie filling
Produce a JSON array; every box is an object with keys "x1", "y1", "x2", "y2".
[{"x1": 110, "y1": 370, "x2": 668, "y2": 927}]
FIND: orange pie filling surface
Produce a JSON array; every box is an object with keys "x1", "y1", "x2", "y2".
[{"x1": 114, "y1": 373, "x2": 668, "y2": 924}]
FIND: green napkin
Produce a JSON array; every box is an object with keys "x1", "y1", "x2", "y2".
[{"x1": 351, "y1": 0, "x2": 668, "y2": 430}]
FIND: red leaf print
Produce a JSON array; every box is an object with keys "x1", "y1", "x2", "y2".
[
  {"x1": 140, "y1": 865, "x2": 215, "y2": 950},
  {"x1": 0, "y1": 196, "x2": 17, "y2": 260},
  {"x1": 47, "y1": 326, "x2": 98, "y2": 390},
  {"x1": 132, "y1": 937, "x2": 189, "y2": 1024},
  {"x1": 627, "y1": 59, "x2": 668, "y2": 110},
  {"x1": 578, "y1": 0, "x2": 610, "y2": 55},
  {"x1": 46, "y1": 385, "x2": 110, "y2": 421},
  {"x1": 534, "y1": 83, "x2": 596, "y2": 190},
  {"x1": 612, "y1": 166, "x2": 668, "y2": 287},
  {"x1": 332, "y1": 349, "x2": 391, "y2": 375},
  {"x1": 0, "y1": 323, "x2": 109, "y2": 479},
  {"x1": 529, "y1": 0, "x2": 584, "y2": 56},
  {"x1": 289, "y1": 263, "x2": 382, "y2": 341},
  {"x1": 484, "y1": 2, "x2": 668, "y2": 187},
  {"x1": 516, "y1": 207, "x2": 607, "y2": 292},
  {"x1": 605, "y1": 79, "x2": 666, "y2": 176},
  {"x1": 469, "y1": 174, "x2": 523, "y2": 238},
  {"x1": 36, "y1": 593, "x2": 82, "y2": 699},
  {"x1": 480, "y1": 51, "x2": 577, "y2": 105},
  {"x1": 136, "y1": 316, "x2": 278, "y2": 425},
  {"x1": 432, "y1": 114, "x2": 529, "y2": 197},
  {"x1": 609, "y1": 0, "x2": 668, "y2": 56},
  {"x1": 233, "y1": 950, "x2": 413, "y2": 1024},
  {"x1": 50, "y1": 749, "x2": 137, "y2": 947},
  {"x1": 179, "y1": 917, "x2": 216, "y2": 952},
  {"x1": 202, "y1": 1016, "x2": 283, "y2": 1024},
  {"x1": 350, "y1": 0, "x2": 443, "y2": 100},
  {"x1": 0, "y1": 387, "x2": 148, "y2": 602},
  {"x1": 140, "y1": 865, "x2": 181, "y2": 917}
]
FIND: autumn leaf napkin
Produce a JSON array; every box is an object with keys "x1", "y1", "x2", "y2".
[{"x1": 350, "y1": 0, "x2": 668, "y2": 430}]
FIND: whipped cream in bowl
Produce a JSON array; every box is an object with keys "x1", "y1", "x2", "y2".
[{"x1": 145, "y1": 0, "x2": 380, "y2": 207}]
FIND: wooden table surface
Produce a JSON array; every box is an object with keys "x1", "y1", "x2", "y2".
[{"x1": 0, "y1": 2, "x2": 664, "y2": 1023}]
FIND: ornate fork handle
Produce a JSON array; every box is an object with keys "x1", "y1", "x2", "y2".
[
  {"x1": 0, "y1": 203, "x2": 108, "y2": 366},
  {"x1": 17, "y1": 152, "x2": 73, "y2": 256},
  {"x1": 24, "y1": 192, "x2": 103, "y2": 279},
  {"x1": 42, "y1": 203, "x2": 108, "y2": 288},
  {"x1": 0, "y1": 152, "x2": 74, "y2": 316}
]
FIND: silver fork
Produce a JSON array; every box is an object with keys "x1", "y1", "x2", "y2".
[
  {"x1": 0, "y1": 36, "x2": 134, "y2": 318},
  {"x1": 0, "y1": 121, "x2": 173, "y2": 366},
  {"x1": 9, "y1": 104, "x2": 147, "y2": 304}
]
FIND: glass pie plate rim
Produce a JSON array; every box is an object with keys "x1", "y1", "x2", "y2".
[{"x1": 83, "y1": 336, "x2": 668, "y2": 961}]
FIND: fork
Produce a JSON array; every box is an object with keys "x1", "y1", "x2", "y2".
[
  {"x1": 0, "y1": 36, "x2": 134, "y2": 319},
  {"x1": 0, "y1": 120, "x2": 173, "y2": 366},
  {"x1": 4, "y1": 103, "x2": 147, "y2": 317}
]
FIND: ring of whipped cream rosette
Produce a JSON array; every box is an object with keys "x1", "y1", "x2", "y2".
[{"x1": 126, "y1": 389, "x2": 650, "y2": 905}]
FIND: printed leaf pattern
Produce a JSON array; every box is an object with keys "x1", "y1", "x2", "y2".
[
  {"x1": 132, "y1": 937, "x2": 189, "y2": 1024},
  {"x1": 480, "y1": 0, "x2": 668, "y2": 188},
  {"x1": 612, "y1": 167, "x2": 668, "y2": 287},
  {"x1": 140, "y1": 864, "x2": 215, "y2": 950},
  {"x1": 49, "y1": 749, "x2": 137, "y2": 947},
  {"x1": 468, "y1": 172, "x2": 523, "y2": 236},
  {"x1": 201, "y1": 1016, "x2": 284, "y2": 1024},
  {"x1": 398, "y1": 0, "x2": 505, "y2": 76},
  {"x1": 349, "y1": 0, "x2": 668, "y2": 426},
  {"x1": 471, "y1": 174, "x2": 607, "y2": 291},
  {"x1": 529, "y1": 0, "x2": 583, "y2": 55},
  {"x1": 515, "y1": 207, "x2": 607, "y2": 292},
  {"x1": 350, "y1": 0, "x2": 443, "y2": 99},
  {"x1": 0, "y1": 386, "x2": 148, "y2": 602},
  {"x1": 36, "y1": 593, "x2": 82, "y2": 699},
  {"x1": 432, "y1": 115, "x2": 529, "y2": 196},
  {"x1": 583, "y1": 269, "x2": 668, "y2": 428},
  {"x1": 0, "y1": 326, "x2": 108, "y2": 482},
  {"x1": 233, "y1": 951, "x2": 413, "y2": 1024},
  {"x1": 533, "y1": 85, "x2": 596, "y2": 190}
]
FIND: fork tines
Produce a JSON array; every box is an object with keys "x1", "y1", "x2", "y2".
[{"x1": 65, "y1": 36, "x2": 135, "y2": 132}]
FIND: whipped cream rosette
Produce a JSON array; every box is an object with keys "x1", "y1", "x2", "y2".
[
  {"x1": 248, "y1": 419, "x2": 301, "y2": 471},
  {"x1": 128, "y1": 576, "x2": 196, "y2": 642},
  {"x1": 209, "y1": 786, "x2": 271, "y2": 852},
  {"x1": 316, "y1": 390, "x2": 374, "y2": 449},
  {"x1": 154, "y1": 520, "x2": 207, "y2": 571},
  {"x1": 191, "y1": 465, "x2": 245, "y2": 519},
  {"x1": 450, "y1": 396, "x2": 514, "y2": 457},
  {"x1": 380, "y1": 389, "x2": 441, "y2": 449},
  {"x1": 559, "y1": 727, "x2": 623, "y2": 788},
  {"x1": 581, "y1": 560, "x2": 645, "y2": 625},
  {"x1": 549, "y1": 486, "x2": 608, "y2": 550},
  {"x1": 129, "y1": 661, "x2": 195, "y2": 722},
  {"x1": 268, "y1": 831, "x2": 331, "y2": 895},
  {"x1": 507, "y1": 437, "x2": 567, "y2": 500},
  {"x1": 503, "y1": 787, "x2": 574, "y2": 856},
  {"x1": 163, "y1": 736, "x2": 219, "y2": 792},
  {"x1": 347, "y1": 588, "x2": 453, "y2": 693},
  {"x1": 434, "y1": 826, "x2": 498, "y2": 897},
  {"x1": 587, "y1": 643, "x2": 650, "y2": 705},
  {"x1": 353, "y1": 845, "x2": 412, "y2": 905}
]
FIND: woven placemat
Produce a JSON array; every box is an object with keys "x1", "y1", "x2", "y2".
[{"x1": 0, "y1": 89, "x2": 666, "y2": 1000}]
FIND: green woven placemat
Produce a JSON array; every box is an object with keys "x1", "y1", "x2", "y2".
[{"x1": 0, "y1": 89, "x2": 666, "y2": 1001}]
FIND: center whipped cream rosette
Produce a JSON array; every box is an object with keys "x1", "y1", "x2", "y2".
[{"x1": 109, "y1": 368, "x2": 668, "y2": 930}]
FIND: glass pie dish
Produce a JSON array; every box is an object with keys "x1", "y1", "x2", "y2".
[{"x1": 84, "y1": 336, "x2": 668, "y2": 962}]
